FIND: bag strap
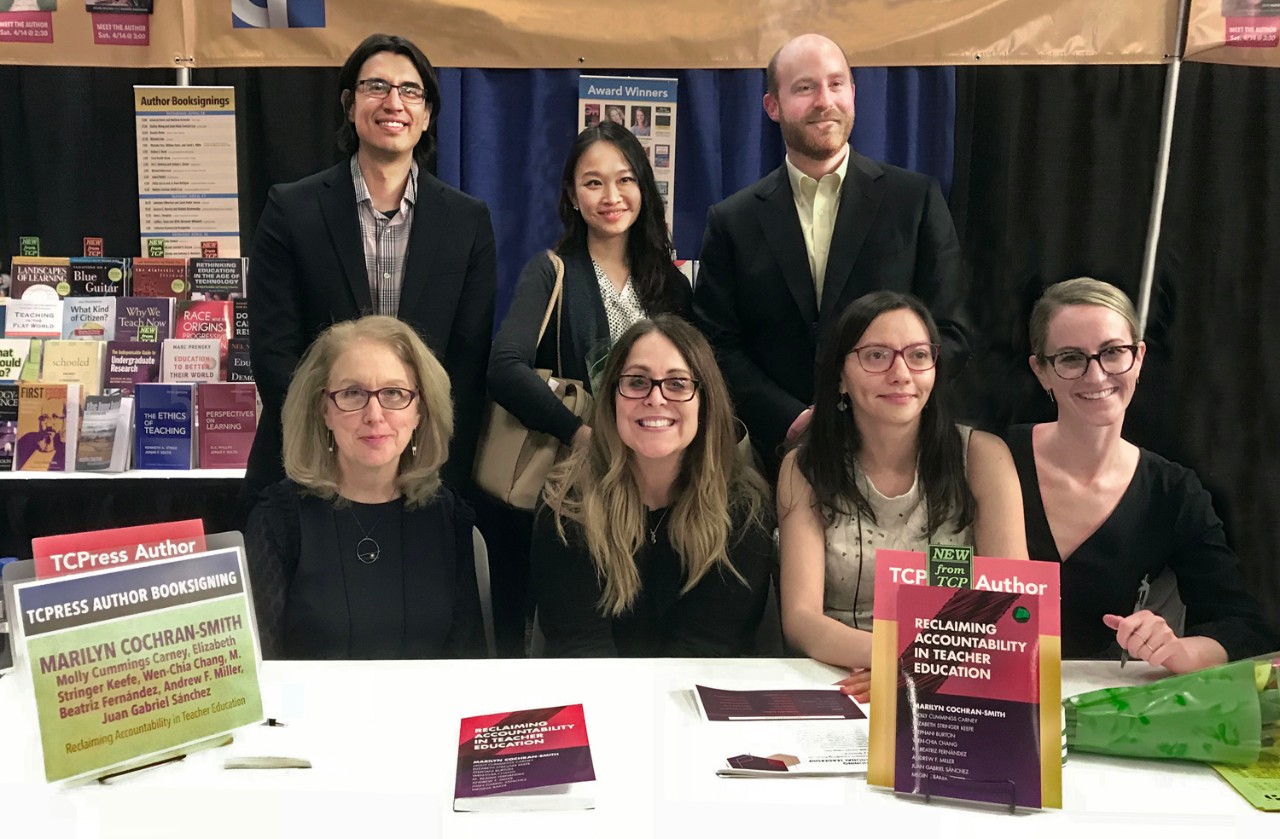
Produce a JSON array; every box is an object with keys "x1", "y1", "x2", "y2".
[{"x1": 539, "y1": 250, "x2": 567, "y2": 377}]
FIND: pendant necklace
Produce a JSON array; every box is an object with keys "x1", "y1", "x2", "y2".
[
  {"x1": 351, "y1": 507, "x2": 386, "y2": 564},
  {"x1": 648, "y1": 507, "x2": 670, "y2": 545}
]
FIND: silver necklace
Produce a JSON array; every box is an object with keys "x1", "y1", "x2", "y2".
[
  {"x1": 351, "y1": 507, "x2": 386, "y2": 564},
  {"x1": 648, "y1": 507, "x2": 670, "y2": 544}
]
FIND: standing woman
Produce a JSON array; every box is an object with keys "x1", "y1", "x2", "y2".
[
  {"x1": 247, "y1": 316, "x2": 485, "y2": 660},
  {"x1": 778, "y1": 292, "x2": 1027, "y2": 673},
  {"x1": 1011, "y1": 278, "x2": 1275, "y2": 671},
  {"x1": 532, "y1": 315, "x2": 773, "y2": 657}
]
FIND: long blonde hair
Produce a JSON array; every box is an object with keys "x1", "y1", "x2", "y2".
[
  {"x1": 543, "y1": 315, "x2": 769, "y2": 616},
  {"x1": 281, "y1": 316, "x2": 453, "y2": 508}
]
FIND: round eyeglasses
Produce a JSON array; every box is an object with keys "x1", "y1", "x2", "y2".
[
  {"x1": 616, "y1": 375, "x2": 700, "y2": 402},
  {"x1": 355, "y1": 78, "x2": 427, "y2": 104},
  {"x1": 326, "y1": 387, "x2": 419, "y2": 412},
  {"x1": 849, "y1": 343, "x2": 939, "y2": 373},
  {"x1": 1038, "y1": 345, "x2": 1138, "y2": 379}
]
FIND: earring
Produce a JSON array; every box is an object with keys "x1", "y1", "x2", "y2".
[
  {"x1": 837, "y1": 393, "x2": 849, "y2": 412},
  {"x1": 572, "y1": 205, "x2": 579, "y2": 212},
  {"x1": 327, "y1": 430, "x2": 335, "y2": 453},
  {"x1": 1045, "y1": 390, "x2": 1055, "y2": 404},
  {"x1": 411, "y1": 440, "x2": 419, "y2": 457}
]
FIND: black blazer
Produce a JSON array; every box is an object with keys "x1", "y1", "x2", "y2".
[
  {"x1": 693, "y1": 152, "x2": 970, "y2": 473},
  {"x1": 488, "y1": 246, "x2": 692, "y2": 445},
  {"x1": 245, "y1": 159, "x2": 496, "y2": 501}
]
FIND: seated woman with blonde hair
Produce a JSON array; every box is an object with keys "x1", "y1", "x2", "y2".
[
  {"x1": 247, "y1": 316, "x2": 485, "y2": 659},
  {"x1": 532, "y1": 314, "x2": 773, "y2": 656},
  {"x1": 778, "y1": 291, "x2": 1027, "y2": 684},
  {"x1": 1011, "y1": 277, "x2": 1275, "y2": 672}
]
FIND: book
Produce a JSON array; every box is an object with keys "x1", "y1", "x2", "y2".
[
  {"x1": 133, "y1": 382, "x2": 194, "y2": 469},
  {"x1": 41, "y1": 340, "x2": 106, "y2": 398},
  {"x1": 4, "y1": 298, "x2": 64, "y2": 338},
  {"x1": 67, "y1": 257, "x2": 128, "y2": 297},
  {"x1": 693, "y1": 685, "x2": 870, "y2": 777},
  {"x1": 30, "y1": 518, "x2": 206, "y2": 578},
  {"x1": 114, "y1": 296, "x2": 174, "y2": 342},
  {"x1": 188, "y1": 257, "x2": 246, "y2": 300},
  {"x1": 231, "y1": 297, "x2": 250, "y2": 340},
  {"x1": 14, "y1": 382, "x2": 80, "y2": 472},
  {"x1": 226, "y1": 338, "x2": 253, "y2": 382},
  {"x1": 103, "y1": 341, "x2": 161, "y2": 396},
  {"x1": 867, "y1": 546, "x2": 1062, "y2": 810},
  {"x1": 20, "y1": 339, "x2": 45, "y2": 381},
  {"x1": 10, "y1": 256, "x2": 70, "y2": 301},
  {"x1": 161, "y1": 338, "x2": 222, "y2": 383},
  {"x1": 0, "y1": 338, "x2": 31, "y2": 379},
  {"x1": 0, "y1": 382, "x2": 16, "y2": 471},
  {"x1": 75, "y1": 394, "x2": 132, "y2": 472},
  {"x1": 197, "y1": 382, "x2": 257, "y2": 468},
  {"x1": 175, "y1": 300, "x2": 231, "y2": 371},
  {"x1": 454, "y1": 704, "x2": 595, "y2": 812},
  {"x1": 61, "y1": 297, "x2": 117, "y2": 341},
  {"x1": 129, "y1": 257, "x2": 189, "y2": 299}
]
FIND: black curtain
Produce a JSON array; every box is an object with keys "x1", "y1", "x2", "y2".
[{"x1": 951, "y1": 62, "x2": 1280, "y2": 630}]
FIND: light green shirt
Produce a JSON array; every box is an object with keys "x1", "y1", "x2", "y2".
[{"x1": 785, "y1": 145, "x2": 850, "y2": 302}]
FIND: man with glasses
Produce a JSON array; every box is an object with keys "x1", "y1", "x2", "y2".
[
  {"x1": 246, "y1": 33, "x2": 496, "y2": 508},
  {"x1": 693, "y1": 33, "x2": 969, "y2": 478}
]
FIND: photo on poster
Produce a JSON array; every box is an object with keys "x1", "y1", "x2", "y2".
[
  {"x1": 656, "y1": 106, "x2": 672, "y2": 128},
  {"x1": 583, "y1": 103, "x2": 600, "y2": 127},
  {"x1": 602, "y1": 103, "x2": 626, "y2": 125},
  {"x1": 1222, "y1": 0, "x2": 1280, "y2": 14},
  {"x1": 0, "y1": 1, "x2": 58, "y2": 10},
  {"x1": 86, "y1": 0, "x2": 152, "y2": 12},
  {"x1": 232, "y1": 0, "x2": 326, "y2": 28},
  {"x1": 630, "y1": 105, "x2": 651, "y2": 137},
  {"x1": 654, "y1": 144, "x2": 671, "y2": 168}
]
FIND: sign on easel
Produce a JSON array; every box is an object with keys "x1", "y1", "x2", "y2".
[{"x1": 10, "y1": 545, "x2": 262, "y2": 781}]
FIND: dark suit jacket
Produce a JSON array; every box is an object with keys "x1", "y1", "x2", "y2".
[
  {"x1": 488, "y1": 246, "x2": 692, "y2": 445},
  {"x1": 245, "y1": 159, "x2": 496, "y2": 502},
  {"x1": 693, "y1": 152, "x2": 969, "y2": 473}
]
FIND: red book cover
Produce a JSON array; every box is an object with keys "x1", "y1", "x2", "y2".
[
  {"x1": 129, "y1": 258, "x2": 190, "y2": 300},
  {"x1": 31, "y1": 519, "x2": 207, "y2": 578},
  {"x1": 197, "y1": 382, "x2": 257, "y2": 468},
  {"x1": 454, "y1": 704, "x2": 595, "y2": 811},
  {"x1": 175, "y1": 300, "x2": 231, "y2": 372}
]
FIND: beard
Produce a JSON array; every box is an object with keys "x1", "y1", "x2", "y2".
[{"x1": 778, "y1": 108, "x2": 854, "y2": 162}]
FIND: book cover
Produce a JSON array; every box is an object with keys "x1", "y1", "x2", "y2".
[
  {"x1": 454, "y1": 704, "x2": 595, "y2": 812},
  {"x1": 14, "y1": 382, "x2": 80, "y2": 472},
  {"x1": 867, "y1": 546, "x2": 1062, "y2": 810},
  {"x1": 0, "y1": 338, "x2": 31, "y2": 379},
  {"x1": 114, "y1": 296, "x2": 174, "y2": 342},
  {"x1": 10, "y1": 256, "x2": 70, "y2": 301},
  {"x1": 226, "y1": 338, "x2": 253, "y2": 382},
  {"x1": 67, "y1": 257, "x2": 128, "y2": 297},
  {"x1": 0, "y1": 382, "x2": 16, "y2": 471},
  {"x1": 232, "y1": 297, "x2": 250, "y2": 340},
  {"x1": 129, "y1": 258, "x2": 189, "y2": 299},
  {"x1": 104, "y1": 341, "x2": 161, "y2": 396},
  {"x1": 197, "y1": 382, "x2": 257, "y2": 468},
  {"x1": 41, "y1": 340, "x2": 106, "y2": 397},
  {"x1": 5, "y1": 298, "x2": 64, "y2": 338},
  {"x1": 175, "y1": 300, "x2": 231, "y2": 371},
  {"x1": 21, "y1": 339, "x2": 45, "y2": 381},
  {"x1": 31, "y1": 518, "x2": 206, "y2": 578},
  {"x1": 61, "y1": 297, "x2": 117, "y2": 341},
  {"x1": 161, "y1": 338, "x2": 222, "y2": 383},
  {"x1": 0, "y1": 299, "x2": 6, "y2": 335},
  {"x1": 75, "y1": 394, "x2": 132, "y2": 472},
  {"x1": 188, "y1": 257, "x2": 246, "y2": 300},
  {"x1": 133, "y1": 382, "x2": 193, "y2": 469}
]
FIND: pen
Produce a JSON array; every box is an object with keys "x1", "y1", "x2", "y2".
[{"x1": 1119, "y1": 573, "x2": 1151, "y2": 669}]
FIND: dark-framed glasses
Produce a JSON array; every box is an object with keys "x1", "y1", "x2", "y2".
[
  {"x1": 355, "y1": 78, "x2": 427, "y2": 104},
  {"x1": 849, "y1": 343, "x2": 939, "y2": 373},
  {"x1": 1038, "y1": 345, "x2": 1138, "y2": 379},
  {"x1": 616, "y1": 375, "x2": 700, "y2": 402},
  {"x1": 326, "y1": 386, "x2": 419, "y2": 412}
]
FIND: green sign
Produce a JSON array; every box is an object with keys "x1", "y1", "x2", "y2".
[
  {"x1": 19, "y1": 236, "x2": 40, "y2": 257},
  {"x1": 147, "y1": 238, "x2": 166, "y2": 257},
  {"x1": 926, "y1": 544, "x2": 973, "y2": 588}
]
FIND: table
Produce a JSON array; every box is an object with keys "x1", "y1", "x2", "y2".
[{"x1": 0, "y1": 658, "x2": 1268, "y2": 838}]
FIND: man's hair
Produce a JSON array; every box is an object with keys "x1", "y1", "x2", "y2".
[
  {"x1": 282, "y1": 315, "x2": 453, "y2": 509},
  {"x1": 336, "y1": 33, "x2": 441, "y2": 162},
  {"x1": 766, "y1": 46, "x2": 783, "y2": 98}
]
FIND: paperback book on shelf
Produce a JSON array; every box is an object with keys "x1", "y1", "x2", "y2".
[
  {"x1": 67, "y1": 257, "x2": 128, "y2": 297},
  {"x1": 75, "y1": 394, "x2": 133, "y2": 472},
  {"x1": 197, "y1": 382, "x2": 257, "y2": 468},
  {"x1": 10, "y1": 256, "x2": 70, "y2": 300},
  {"x1": 13, "y1": 382, "x2": 80, "y2": 472},
  {"x1": 188, "y1": 257, "x2": 246, "y2": 300},
  {"x1": 61, "y1": 297, "x2": 117, "y2": 341},
  {"x1": 175, "y1": 300, "x2": 231, "y2": 371},
  {"x1": 41, "y1": 340, "x2": 106, "y2": 397},
  {"x1": 4, "y1": 299, "x2": 64, "y2": 339},
  {"x1": 226, "y1": 338, "x2": 253, "y2": 382},
  {"x1": 0, "y1": 382, "x2": 16, "y2": 471},
  {"x1": 133, "y1": 382, "x2": 194, "y2": 469},
  {"x1": 454, "y1": 704, "x2": 595, "y2": 812},
  {"x1": 114, "y1": 296, "x2": 174, "y2": 343},
  {"x1": 129, "y1": 257, "x2": 189, "y2": 299},
  {"x1": 161, "y1": 338, "x2": 222, "y2": 383},
  {"x1": 0, "y1": 338, "x2": 31, "y2": 379},
  {"x1": 104, "y1": 341, "x2": 161, "y2": 396}
]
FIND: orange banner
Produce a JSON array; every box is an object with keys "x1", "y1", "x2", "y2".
[
  {"x1": 0, "y1": 0, "x2": 1178, "y2": 69},
  {"x1": 1186, "y1": 0, "x2": 1280, "y2": 66}
]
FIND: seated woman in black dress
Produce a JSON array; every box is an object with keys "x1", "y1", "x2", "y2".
[
  {"x1": 1011, "y1": 278, "x2": 1275, "y2": 672},
  {"x1": 247, "y1": 316, "x2": 485, "y2": 659},
  {"x1": 532, "y1": 314, "x2": 772, "y2": 657}
]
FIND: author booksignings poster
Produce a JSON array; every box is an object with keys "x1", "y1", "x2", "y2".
[{"x1": 12, "y1": 547, "x2": 262, "y2": 781}]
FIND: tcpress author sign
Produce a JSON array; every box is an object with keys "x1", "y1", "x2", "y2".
[{"x1": 12, "y1": 547, "x2": 262, "y2": 782}]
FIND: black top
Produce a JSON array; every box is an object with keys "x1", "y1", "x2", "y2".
[
  {"x1": 531, "y1": 502, "x2": 772, "y2": 657},
  {"x1": 1007, "y1": 424, "x2": 1276, "y2": 660},
  {"x1": 246, "y1": 479, "x2": 487, "y2": 660},
  {"x1": 488, "y1": 246, "x2": 693, "y2": 445}
]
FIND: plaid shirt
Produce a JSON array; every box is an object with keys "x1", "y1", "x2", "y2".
[{"x1": 351, "y1": 155, "x2": 417, "y2": 316}]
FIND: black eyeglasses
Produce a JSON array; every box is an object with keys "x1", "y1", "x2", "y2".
[
  {"x1": 1038, "y1": 345, "x2": 1138, "y2": 379},
  {"x1": 849, "y1": 343, "x2": 939, "y2": 373},
  {"x1": 326, "y1": 387, "x2": 419, "y2": 412},
  {"x1": 355, "y1": 78, "x2": 427, "y2": 104},
  {"x1": 616, "y1": 375, "x2": 700, "y2": 402}
]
